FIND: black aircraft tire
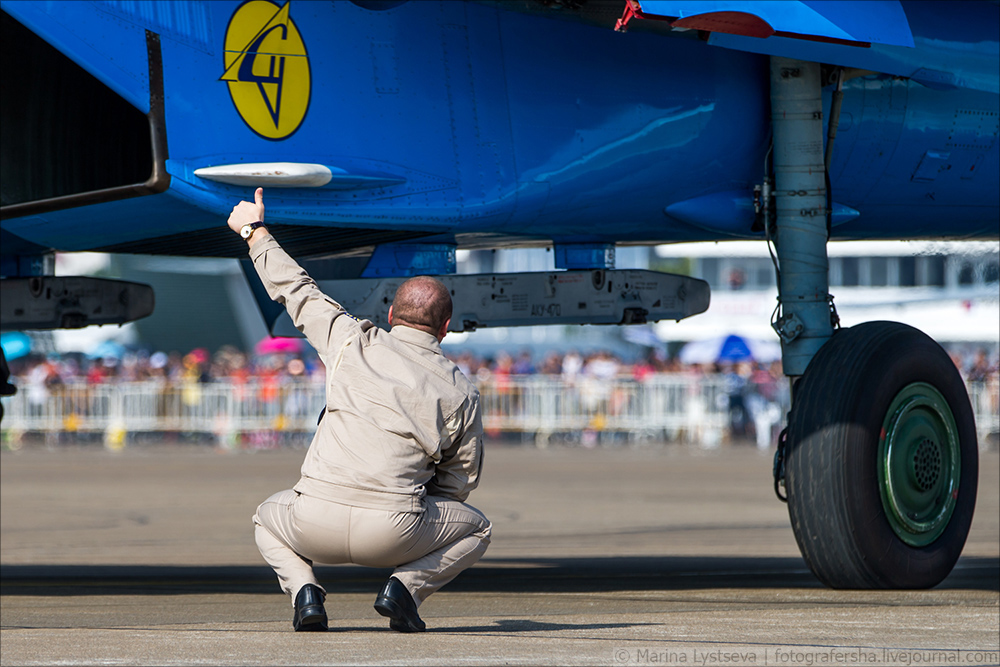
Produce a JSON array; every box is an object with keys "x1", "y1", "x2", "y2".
[{"x1": 785, "y1": 321, "x2": 978, "y2": 589}]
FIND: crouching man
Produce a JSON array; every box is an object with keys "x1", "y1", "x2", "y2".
[{"x1": 228, "y1": 188, "x2": 490, "y2": 633}]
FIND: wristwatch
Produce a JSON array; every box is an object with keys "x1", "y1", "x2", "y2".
[{"x1": 240, "y1": 221, "x2": 265, "y2": 239}]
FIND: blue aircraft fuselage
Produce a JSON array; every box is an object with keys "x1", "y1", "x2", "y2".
[{"x1": 0, "y1": 0, "x2": 997, "y2": 263}]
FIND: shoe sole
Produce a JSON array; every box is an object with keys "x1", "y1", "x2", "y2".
[
  {"x1": 294, "y1": 606, "x2": 328, "y2": 632},
  {"x1": 374, "y1": 597, "x2": 425, "y2": 633}
]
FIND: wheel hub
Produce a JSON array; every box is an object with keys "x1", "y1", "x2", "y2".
[
  {"x1": 878, "y1": 383, "x2": 961, "y2": 547},
  {"x1": 912, "y1": 438, "x2": 942, "y2": 492}
]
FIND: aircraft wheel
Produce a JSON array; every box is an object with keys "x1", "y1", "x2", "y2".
[{"x1": 785, "y1": 321, "x2": 978, "y2": 588}]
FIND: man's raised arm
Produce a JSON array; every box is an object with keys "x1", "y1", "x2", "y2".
[{"x1": 227, "y1": 188, "x2": 370, "y2": 359}]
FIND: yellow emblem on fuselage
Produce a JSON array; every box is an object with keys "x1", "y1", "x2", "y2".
[{"x1": 221, "y1": 1, "x2": 310, "y2": 140}]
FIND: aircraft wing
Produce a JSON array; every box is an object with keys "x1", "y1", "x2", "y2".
[
  {"x1": 613, "y1": 1, "x2": 997, "y2": 94},
  {"x1": 616, "y1": 0, "x2": 915, "y2": 47}
]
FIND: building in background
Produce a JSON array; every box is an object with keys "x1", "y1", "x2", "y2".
[
  {"x1": 651, "y1": 241, "x2": 999, "y2": 355},
  {"x1": 26, "y1": 253, "x2": 266, "y2": 358},
  {"x1": 112, "y1": 254, "x2": 267, "y2": 354}
]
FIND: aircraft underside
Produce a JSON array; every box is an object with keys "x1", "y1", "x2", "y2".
[{"x1": 0, "y1": 0, "x2": 997, "y2": 591}]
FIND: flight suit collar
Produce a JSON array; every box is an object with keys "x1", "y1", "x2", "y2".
[{"x1": 389, "y1": 325, "x2": 442, "y2": 355}]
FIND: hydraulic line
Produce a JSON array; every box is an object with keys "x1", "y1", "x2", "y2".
[{"x1": 824, "y1": 68, "x2": 845, "y2": 172}]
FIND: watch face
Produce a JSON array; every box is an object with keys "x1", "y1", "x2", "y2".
[{"x1": 241, "y1": 225, "x2": 252, "y2": 238}]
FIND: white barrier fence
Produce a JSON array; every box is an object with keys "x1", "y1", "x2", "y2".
[
  {"x1": 967, "y1": 378, "x2": 1000, "y2": 449},
  {"x1": 478, "y1": 375, "x2": 736, "y2": 447},
  {"x1": 1, "y1": 375, "x2": 996, "y2": 450}
]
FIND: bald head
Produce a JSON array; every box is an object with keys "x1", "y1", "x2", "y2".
[{"x1": 390, "y1": 276, "x2": 452, "y2": 337}]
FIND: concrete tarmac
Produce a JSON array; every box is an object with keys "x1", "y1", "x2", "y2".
[{"x1": 1, "y1": 441, "x2": 997, "y2": 666}]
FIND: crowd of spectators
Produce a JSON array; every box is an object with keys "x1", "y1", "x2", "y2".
[
  {"x1": 8, "y1": 346, "x2": 303, "y2": 389},
  {"x1": 7, "y1": 345, "x2": 774, "y2": 388},
  {"x1": 4, "y1": 342, "x2": 997, "y2": 447},
  {"x1": 7, "y1": 343, "x2": 997, "y2": 387}
]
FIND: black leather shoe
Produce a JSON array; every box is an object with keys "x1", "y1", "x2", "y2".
[
  {"x1": 374, "y1": 577, "x2": 425, "y2": 633},
  {"x1": 293, "y1": 583, "x2": 328, "y2": 632}
]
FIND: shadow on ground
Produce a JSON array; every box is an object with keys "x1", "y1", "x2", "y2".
[{"x1": 2, "y1": 555, "x2": 996, "y2": 596}]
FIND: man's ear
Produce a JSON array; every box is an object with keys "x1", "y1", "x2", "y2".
[
  {"x1": 437, "y1": 318, "x2": 451, "y2": 342},
  {"x1": 387, "y1": 305, "x2": 394, "y2": 327}
]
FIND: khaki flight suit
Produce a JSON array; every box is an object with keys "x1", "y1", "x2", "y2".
[{"x1": 248, "y1": 234, "x2": 490, "y2": 608}]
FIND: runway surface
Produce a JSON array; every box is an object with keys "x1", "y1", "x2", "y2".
[{"x1": 2, "y1": 441, "x2": 997, "y2": 666}]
